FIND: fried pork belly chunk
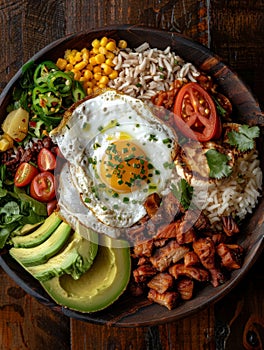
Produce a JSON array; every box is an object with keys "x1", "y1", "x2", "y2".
[
  {"x1": 133, "y1": 264, "x2": 157, "y2": 283},
  {"x1": 150, "y1": 240, "x2": 189, "y2": 272},
  {"x1": 133, "y1": 239, "x2": 154, "y2": 257},
  {"x1": 147, "y1": 273, "x2": 174, "y2": 294},
  {"x1": 193, "y1": 237, "x2": 225, "y2": 287},
  {"x1": 148, "y1": 289, "x2": 179, "y2": 310},
  {"x1": 168, "y1": 264, "x2": 210, "y2": 282},
  {"x1": 176, "y1": 278, "x2": 194, "y2": 300},
  {"x1": 216, "y1": 243, "x2": 244, "y2": 270},
  {"x1": 144, "y1": 193, "x2": 162, "y2": 217},
  {"x1": 184, "y1": 251, "x2": 200, "y2": 267}
]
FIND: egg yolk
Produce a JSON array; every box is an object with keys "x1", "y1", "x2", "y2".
[{"x1": 100, "y1": 140, "x2": 150, "y2": 193}]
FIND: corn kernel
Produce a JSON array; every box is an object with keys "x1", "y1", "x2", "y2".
[
  {"x1": 118, "y1": 40, "x2": 127, "y2": 49},
  {"x1": 101, "y1": 63, "x2": 113, "y2": 75},
  {"x1": 100, "y1": 36, "x2": 108, "y2": 47},
  {"x1": 87, "y1": 87, "x2": 93, "y2": 95},
  {"x1": 94, "y1": 72, "x2": 102, "y2": 81},
  {"x1": 98, "y1": 47, "x2": 107, "y2": 55},
  {"x1": 99, "y1": 76, "x2": 109, "y2": 85},
  {"x1": 65, "y1": 63, "x2": 74, "y2": 71},
  {"x1": 74, "y1": 61, "x2": 87, "y2": 71},
  {"x1": 105, "y1": 58, "x2": 114, "y2": 67},
  {"x1": 106, "y1": 41, "x2": 116, "y2": 52},
  {"x1": 92, "y1": 39, "x2": 100, "y2": 49},
  {"x1": 106, "y1": 51, "x2": 115, "y2": 59},
  {"x1": 93, "y1": 65, "x2": 101, "y2": 74},
  {"x1": 71, "y1": 70, "x2": 82, "y2": 80},
  {"x1": 89, "y1": 56, "x2": 97, "y2": 66},
  {"x1": 83, "y1": 70, "x2": 93, "y2": 80},
  {"x1": 98, "y1": 83, "x2": 107, "y2": 89},
  {"x1": 86, "y1": 81, "x2": 94, "y2": 88},
  {"x1": 91, "y1": 47, "x2": 99, "y2": 55},
  {"x1": 95, "y1": 53, "x2": 105, "y2": 64},
  {"x1": 75, "y1": 52, "x2": 83, "y2": 62},
  {"x1": 109, "y1": 70, "x2": 118, "y2": 80},
  {"x1": 56, "y1": 58, "x2": 67, "y2": 70},
  {"x1": 86, "y1": 63, "x2": 93, "y2": 71}
]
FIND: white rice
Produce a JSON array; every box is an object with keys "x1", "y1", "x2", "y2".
[
  {"x1": 109, "y1": 42, "x2": 200, "y2": 99},
  {"x1": 201, "y1": 151, "x2": 263, "y2": 229}
]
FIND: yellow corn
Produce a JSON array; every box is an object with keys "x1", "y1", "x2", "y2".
[{"x1": 56, "y1": 36, "x2": 124, "y2": 94}]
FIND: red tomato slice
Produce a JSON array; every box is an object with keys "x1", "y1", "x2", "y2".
[
  {"x1": 30, "y1": 171, "x2": 56, "y2": 202},
  {"x1": 14, "y1": 162, "x2": 38, "y2": 187},
  {"x1": 37, "y1": 148, "x2": 56, "y2": 172},
  {"x1": 173, "y1": 82, "x2": 221, "y2": 142}
]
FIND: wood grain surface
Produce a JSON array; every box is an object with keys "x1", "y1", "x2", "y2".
[{"x1": 0, "y1": 1, "x2": 263, "y2": 349}]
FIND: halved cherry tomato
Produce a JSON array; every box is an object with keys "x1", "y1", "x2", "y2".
[
  {"x1": 14, "y1": 162, "x2": 38, "y2": 187},
  {"x1": 47, "y1": 199, "x2": 58, "y2": 216},
  {"x1": 37, "y1": 148, "x2": 56, "y2": 172},
  {"x1": 30, "y1": 171, "x2": 56, "y2": 202},
  {"x1": 173, "y1": 82, "x2": 221, "y2": 142}
]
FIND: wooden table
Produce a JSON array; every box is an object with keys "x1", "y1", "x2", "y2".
[{"x1": 0, "y1": 1, "x2": 263, "y2": 349}]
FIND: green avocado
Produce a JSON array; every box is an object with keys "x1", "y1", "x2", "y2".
[
  {"x1": 9, "y1": 221, "x2": 71, "y2": 267},
  {"x1": 11, "y1": 212, "x2": 62, "y2": 247},
  {"x1": 41, "y1": 235, "x2": 131, "y2": 313},
  {"x1": 26, "y1": 230, "x2": 98, "y2": 282}
]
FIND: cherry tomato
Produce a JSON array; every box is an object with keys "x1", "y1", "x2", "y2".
[
  {"x1": 30, "y1": 171, "x2": 56, "y2": 202},
  {"x1": 14, "y1": 162, "x2": 38, "y2": 187},
  {"x1": 173, "y1": 82, "x2": 221, "y2": 142},
  {"x1": 47, "y1": 199, "x2": 58, "y2": 216},
  {"x1": 37, "y1": 148, "x2": 56, "y2": 172}
]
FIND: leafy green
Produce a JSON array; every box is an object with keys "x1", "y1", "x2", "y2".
[
  {"x1": 227, "y1": 125, "x2": 260, "y2": 151},
  {"x1": 205, "y1": 149, "x2": 232, "y2": 179},
  {"x1": 0, "y1": 165, "x2": 47, "y2": 248},
  {"x1": 171, "y1": 179, "x2": 193, "y2": 210}
]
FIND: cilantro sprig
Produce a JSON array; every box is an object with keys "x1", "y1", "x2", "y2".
[
  {"x1": 205, "y1": 149, "x2": 232, "y2": 179},
  {"x1": 227, "y1": 125, "x2": 260, "y2": 152},
  {"x1": 171, "y1": 179, "x2": 193, "y2": 210}
]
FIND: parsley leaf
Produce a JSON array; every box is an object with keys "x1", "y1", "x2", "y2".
[
  {"x1": 205, "y1": 149, "x2": 232, "y2": 179},
  {"x1": 171, "y1": 179, "x2": 193, "y2": 210},
  {"x1": 227, "y1": 125, "x2": 260, "y2": 152}
]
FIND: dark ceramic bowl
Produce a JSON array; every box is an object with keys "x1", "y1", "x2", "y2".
[{"x1": 0, "y1": 25, "x2": 263, "y2": 327}]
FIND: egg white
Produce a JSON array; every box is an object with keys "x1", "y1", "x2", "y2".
[{"x1": 53, "y1": 90, "x2": 179, "y2": 232}]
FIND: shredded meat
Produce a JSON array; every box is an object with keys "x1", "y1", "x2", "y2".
[
  {"x1": 148, "y1": 289, "x2": 179, "y2": 310},
  {"x1": 216, "y1": 243, "x2": 244, "y2": 270},
  {"x1": 177, "y1": 278, "x2": 194, "y2": 300},
  {"x1": 150, "y1": 240, "x2": 189, "y2": 272},
  {"x1": 147, "y1": 273, "x2": 174, "y2": 294}
]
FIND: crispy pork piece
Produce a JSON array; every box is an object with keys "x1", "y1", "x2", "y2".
[
  {"x1": 184, "y1": 209, "x2": 210, "y2": 231},
  {"x1": 184, "y1": 251, "x2": 200, "y2": 267},
  {"x1": 148, "y1": 289, "x2": 179, "y2": 310},
  {"x1": 193, "y1": 237, "x2": 226, "y2": 287},
  {"x1": 193, "y1": 237, "x2": 216, "y2": 270},
  {"x1": 133, "y1": 264, "x2": 157, "y2": 283},
  {"x1": 147, "y1": 273, "x2": 174, "y2": 294},
  {"x1": 137, "y1": 256, "x2": 150, "y2": 266},
  {"x1": 154, "y1": 222, "x2": 177, "y2": 240},
  {"x1": 133, "y1": 239, "x2": 154, "y2": 257},
  {"x1": 221, "y1": 215, "x2": 240, "y2": 237},
  {"x1": 175, "y1": 220, "x2": 196, "y2": 245},
  {"x1": 216, "y1": 243, "x2": 244, "y2": 270},
  {"x1": 144, "y1": 193, "x2": 161, "y2": 217},
  {"x1": 169, "y1": 264, "x2": 210, "y2": 282},
  {"x1": 150, "y1": 240, "x2": 189, "y2": 272},
  {"x1": 176, "y1": 278, "x2": 194, "y2": 300}
]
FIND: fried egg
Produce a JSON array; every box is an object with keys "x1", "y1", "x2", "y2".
[{"x1": 52, "y1": 90, "x2": 179, "y2": 235}]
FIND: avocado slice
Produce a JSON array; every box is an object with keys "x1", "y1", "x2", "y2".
[
  {"x1": 12, "y1": 221, "x2": 45, "y2": 237},
  {"x1": 9, "y1": 221, "x2": 71, "y2": 267},
  {"x1": 11, "y1": 212, "x2": 62, "y2": 248},
  {"x1": 41, "y1": 235, "x2": 131, "y2": 313},
  {"x1": 26, "y1": 230, "x2": 98, "y2": 282}
]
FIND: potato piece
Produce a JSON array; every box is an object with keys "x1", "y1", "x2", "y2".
[
  {"x1": 0, "y1": 134, "x2": 14, "y2": 151},
  {"x1": 2, "y1": 107, "x2": 29, "y2": 141}
]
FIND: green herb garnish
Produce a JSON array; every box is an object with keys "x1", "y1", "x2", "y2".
[{"x1": 205, "y1": 149, "x2": 232, "y2": 179}]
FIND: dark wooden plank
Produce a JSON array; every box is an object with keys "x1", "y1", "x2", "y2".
[
  {"x1": 70, "y1": 306, "x2": 215, "y2": 350},
  {"x1": 0, "y1": 267, "x2": 70, "y2": 350},
  {"x1": 210, "y1": 0, "x2": 264, "y2": 109}
]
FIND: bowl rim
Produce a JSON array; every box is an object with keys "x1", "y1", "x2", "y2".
[{"x1": 0, "y1": 24, "x2": 263, "y2": 327}]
